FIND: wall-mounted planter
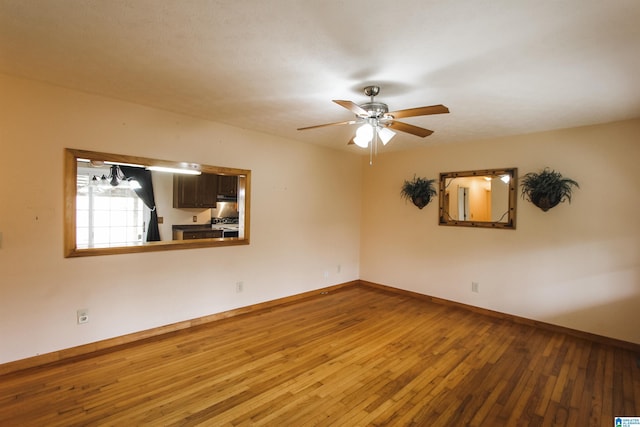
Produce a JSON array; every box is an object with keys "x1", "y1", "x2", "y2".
[
  {"x1": 520, "y1": 168, "x2": 579, "y2": 211},
  {"x1": 401, "y1": 176, "x2": 437, "y2": 209}
]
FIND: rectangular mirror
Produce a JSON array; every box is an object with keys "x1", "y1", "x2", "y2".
[
  {"x1": 438, "y1": 168, "x2": 517, "y2": 229},
  {"x1": 64, "y1": 148, "x2": 251, "y2": 257}
]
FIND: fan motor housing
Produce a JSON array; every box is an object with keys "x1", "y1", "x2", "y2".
[{"x1": 359, "y1": 102, "x2": 388, "y2": 118}]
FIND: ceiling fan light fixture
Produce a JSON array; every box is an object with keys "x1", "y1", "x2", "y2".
[
  {"x1": 297, "y1": 86, "x2": 449, "y2": 163},
  {"x1": 354, "y1": 123, "x2": 373, "y2": 148},
  {"x1": 377, "y1": 126, "x2": 395, "y2": 145}
]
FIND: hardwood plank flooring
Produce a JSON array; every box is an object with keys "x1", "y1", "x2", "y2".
[{"x1": 1, "y1": 285, "x2": 639, "y2": 426}]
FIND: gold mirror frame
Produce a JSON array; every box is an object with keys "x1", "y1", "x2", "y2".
[
  {"x1": 64, "y1": 148, "x2": 251, "y2": 257},
  {"x1": 438, "y1": 168, "x2": 517, "y2": 229}
]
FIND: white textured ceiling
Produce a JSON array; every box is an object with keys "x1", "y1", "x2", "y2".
[{"x1": 1, "y1": 0, "x2": 640, "y2": 152}]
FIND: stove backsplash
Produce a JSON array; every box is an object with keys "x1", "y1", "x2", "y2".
[{"x1": 211, "y1": 201, "x2": 239, "y2": 220}]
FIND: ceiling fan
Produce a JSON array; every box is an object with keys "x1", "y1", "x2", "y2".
[{"x1": 297, "y1": 86, "x2": 449, "y2": 149}]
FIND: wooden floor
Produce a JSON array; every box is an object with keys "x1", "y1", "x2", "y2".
[{"x1": 1, "y1": 286, "x2": 639, "y2": 426}]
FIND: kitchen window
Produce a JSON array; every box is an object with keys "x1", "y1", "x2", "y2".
[{"x1": 76, "y1": 179, "x2": 145, "y2": 249}]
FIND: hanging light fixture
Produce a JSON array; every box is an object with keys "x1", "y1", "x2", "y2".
[{"x1": 93, "y1": 165, "x2": 141, "y2": 190}]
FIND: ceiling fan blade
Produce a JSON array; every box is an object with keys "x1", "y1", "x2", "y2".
[
  {"x1": 387, "y1": 104, "x2": 449, "y2": 119},
  {"x1": 297, "y1": 120, "x2": 356, "y2": 131},
  {"x1": 333, "y1": 100, "x2": 368, "y2": 116},
  {"x1": 387, "y1": 121, "x2": 434, "y2": 138}
]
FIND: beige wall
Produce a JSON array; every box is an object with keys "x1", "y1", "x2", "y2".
[
  {"x1": 0, "y1": 74, "x2": 363, "y2": 364},
  {"x1": 360, "y1": 118, "x2": 640, "y2": 344},
  {"x1": 1, "y1": 73, "x2": 638, "y2": 366}
]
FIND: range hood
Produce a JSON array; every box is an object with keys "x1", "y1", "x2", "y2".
[{"x1": 217, "y1": 194, "x2": 237, "y2": 202}]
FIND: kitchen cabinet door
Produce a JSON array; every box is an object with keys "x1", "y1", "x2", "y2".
[
  {"x1": 182, "y1": 230, "x2": 223, "y2": 239},
  {"x1": 173, "y1": 173, "x2": 218, "y2": 208},
  {"x1": 217, "y1": 175, "x2": 238, "y2": 198}
]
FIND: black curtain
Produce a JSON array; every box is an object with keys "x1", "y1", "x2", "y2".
[{"x1": 120, "y1": 166, "x2": 161, "y2": 242}]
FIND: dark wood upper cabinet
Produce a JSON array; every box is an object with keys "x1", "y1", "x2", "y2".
[
  {"x1": 173, "y1": 173, "x2": 218, "y2": 208},
  {"x1": 217, "y1": 175, "x2": 238, "y2": 198}
]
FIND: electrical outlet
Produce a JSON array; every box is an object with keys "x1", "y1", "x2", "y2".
[
  {"x1": 471, "y1": 282, "x2": 479, "y2": 293},
  {"x1": 192, "y1": 216, "x2": 198, "y2": 222},
  {"x1": 157, "y1": 217, "x2": 164, "y2": 224},
  {"x1": 337, "y1": 264, "x2": 341, "y2": 274},
  {"x1": 236, "y1": 281, "x2": 243, "y2": 293},
  {"x1": 77, "y1": 309, "x2": 89, "y2": 324},
  {"x1": 323, "y1": 271, "x2": 329, "y2": 279}
]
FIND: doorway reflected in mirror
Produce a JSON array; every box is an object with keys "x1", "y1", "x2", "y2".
[{"x1": 439, "y1": 168, "x2": 517, "y2": 229}]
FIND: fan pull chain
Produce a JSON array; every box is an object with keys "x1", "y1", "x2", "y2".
[
  {"x1": 369, "y1": 140, "x2": 373, "y2": 165},
  {"x1": 369, "y1": 129, "x2": 378, "y2": 166}
]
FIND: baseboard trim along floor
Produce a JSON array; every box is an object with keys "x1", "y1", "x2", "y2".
[{"x1": 1, "y1": 279, "x2": 637, "y2": 376}]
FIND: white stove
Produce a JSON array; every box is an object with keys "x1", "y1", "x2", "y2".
[{"x1": 211, "y1": 217, "x2": 240, "y2": 237}]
